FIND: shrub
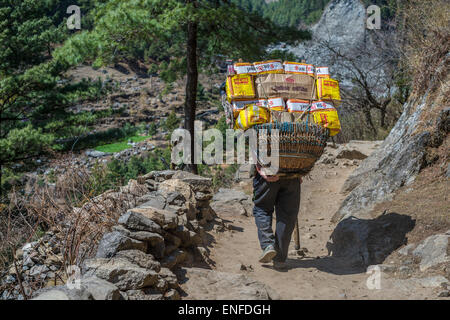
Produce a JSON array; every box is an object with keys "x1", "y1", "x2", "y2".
[{"x1": 162, "y1": 111, "x2": 181, "y2": 132}]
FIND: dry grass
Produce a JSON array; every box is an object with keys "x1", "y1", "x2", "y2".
[
  {"x1": 371, "y1": 165, "x2": 450, "y2": 246},
  {"x1": 0, "y1": 167, "x2": 145, "y2": 298},
  {"x1": 402, "y1": 0, "x2": 450, "y2": 94}
]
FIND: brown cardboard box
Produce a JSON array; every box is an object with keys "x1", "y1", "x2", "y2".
[{"x1": 255, "y1": 74, "x2": 315, "y2": 100}]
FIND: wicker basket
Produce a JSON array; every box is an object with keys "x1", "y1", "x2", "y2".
[
  {"x1": 253, "y1": 122, "x2": 329, "y2": 175},
  {"x1": 221, "y1": 92, "x2": 329, "y2": 175}
]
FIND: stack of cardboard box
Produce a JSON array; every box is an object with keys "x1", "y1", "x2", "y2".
[{"x1": 225, "y1": 59, "x2": 341, "y2": 135}]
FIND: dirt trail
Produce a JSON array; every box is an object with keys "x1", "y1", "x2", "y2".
[{"x1": 182, "y1": 141, "x2": 438, "y2": 300}]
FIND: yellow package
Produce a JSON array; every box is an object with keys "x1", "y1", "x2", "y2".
[
  {"x1": 310, "y1": 101, "x2": 341, "y2": 136},
  {"x1": 253, "y1": 60, "x2": 284, "y2": 74},
  {"x1": 316, "y1": 78, "x2": 341, "y2": 102},
  {"x1": 232, "y1": 99, "x2": 267, "y2": 118},
  {"x1": 234, "y1": 105, "x2": 270, "y2": 131},
  {"x1": 226, "y1": 74, "x2": 256, "y2": 100}
]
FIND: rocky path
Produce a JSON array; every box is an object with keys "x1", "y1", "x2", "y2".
[
  {"x1": 180, "y1": 141, "x2": 444, "y2": 300},
  {"x1": 6, "y1": 141, "x2": 447, "y2": 300}
]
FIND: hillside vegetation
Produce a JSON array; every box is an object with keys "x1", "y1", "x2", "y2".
[{"x1": 233, "y1": 0, "x2": 331, "y2": 27}]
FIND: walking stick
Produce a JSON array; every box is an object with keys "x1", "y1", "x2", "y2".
[{"x1": 294, "y1": 215, "x2": 300, "y2": 250}]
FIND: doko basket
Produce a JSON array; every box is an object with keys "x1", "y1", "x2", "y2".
[{"x1": 253, "y1": 121, "x2": 329, "y2": 175}]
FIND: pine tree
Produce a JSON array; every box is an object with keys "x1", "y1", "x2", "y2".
[
  {"x1": 54, "y1": 0, "x2": 309, "y2": 173},
  {"x1": 0, "y1": 0, "x2": 104, "y2": 196}
]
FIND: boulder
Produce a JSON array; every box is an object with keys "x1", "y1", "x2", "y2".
[
  {"x1": 397, "y1": 244, "x2": 415, "y2": 256},
  {"x1": 118, "y1": 210, "x2": 163, "y2": 234},
  {"x1": 412, "y1": 234, "x2": 449, "y2": 271},
  {"x1": 113, "y1": 226, "x2": 164, "y2": 246},
  {"x1": 139, "y1": 192, "x2": 167, "y2": 210},
  {"x1": 81, "y1": 276, "x2": 121, "y2": 300},
  {"x1": 142, "y1": 170, "x2": 177, "y2": 182},
  {"x1": 171, "y1": 171, "x2": 212, "y2": 193},
  {"x1": 212, "y1": 188, "x2": 249, "y2": 202},
  {"x1": 158, "y1": 179, "x2": 194, "y2": 203},
  {"x1": 130, "y1": 206, "x2": 179, "y2": 230},
  {"x1": 95, "y1": 231, "x2": 147, "y2": 258},
  {"x1": 32, "y1": 285, "x2": 93, "y2": 300},
  {"x1": 32, "y1": 290, "x2": 70, "y2": 300},
  {"x1": 115, "y1": 250, "x2": 161, "y2": 272},
  {"x1": 83, "y1": 257, "x2": 158, "y2": 291},
  {"x1": 157, "y1": 179, "x2": 197, "y2": 219},
  {"x1": 210, "y1": 201, "x2": 247, "y2": 217},
  {"x1": 166, "y1": 191, "x2": 187, "y2": 206},
  {"x1": 29, "y1": 265, "x2": 50, "y2": 277},
  {"x1": 210, "y1": 188, "x2": 252, "y2": 217},
  {"x1": 120, "y1": 179, "x2": 148, "y2": 196},
  {"x1": 85, "y1": 150, "x2": 110, "y2": 158}
]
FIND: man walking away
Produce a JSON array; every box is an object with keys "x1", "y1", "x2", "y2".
[{"x1": 252, "y1": 165, "x2": 301, "y2": 269}]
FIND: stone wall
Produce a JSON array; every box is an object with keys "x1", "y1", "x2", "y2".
[{"x1": 1, "y1": 170, "x2": 227, "y2": 300}]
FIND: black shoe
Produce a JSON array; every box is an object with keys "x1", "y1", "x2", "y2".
[{"x1": 272, "y1": 260, "x2": 289, "y2": 270}]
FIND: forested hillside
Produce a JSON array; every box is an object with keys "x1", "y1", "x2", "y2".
[
  {"x1": 0, "y1": 0, "x2": 305, "y2": 196},
  {"x1": 233, "y1": 0, "x2": 400, "y2": 28},
  {"x1": 233, "y1": 0, "x2": 331, "y2": 27}
]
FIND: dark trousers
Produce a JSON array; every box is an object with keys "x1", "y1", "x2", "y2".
[{"x1": 252, "y1": 173, "x2": 301, "y2": 262}]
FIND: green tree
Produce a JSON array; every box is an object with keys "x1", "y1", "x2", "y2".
[
  {"x1": 163, "y1": 110, "x2": 181, "y2": 132},
  {"x1": 0, "y1": 0, "x2": 111, "y2": 197},
  {"x1": 54, "y1": 0, "x2": 309, "y2": 173}
]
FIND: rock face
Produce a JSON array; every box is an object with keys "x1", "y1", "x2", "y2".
[
  {"x1": 334, "y1": 66, "x2": 449, "y2": 222},
  {"x1": 286, "y1": 0, "x2": 368, "y2": 87},
  {"x1": 333, "y1": 99, "x2": 431, "y2": 221},
  {"x1": 6, "y1": 170, "x2": 228, "y2": 301}
]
